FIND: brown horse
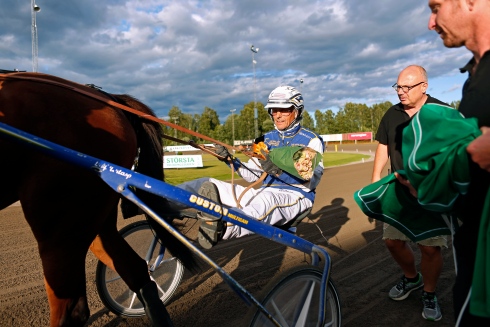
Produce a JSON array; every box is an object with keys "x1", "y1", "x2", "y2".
[{"x1": 0, "y1": 72, "x2": 198, "y2": 326}]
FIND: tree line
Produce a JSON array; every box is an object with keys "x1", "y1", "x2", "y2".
[{"x1": 163, "y1": 100, "x2": 460, "y2": 146}]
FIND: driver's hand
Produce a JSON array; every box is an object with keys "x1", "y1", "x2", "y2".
[
  {"x1": 258, "y1": 149, "x2": 283, "y2": 176},
  {"x1": 214, "y1": 143, "x2": 231, "y2": 161}
]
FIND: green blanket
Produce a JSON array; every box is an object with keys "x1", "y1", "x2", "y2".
[{"x1": 354, "y1": 173, "x2": 451, "y2": 242}]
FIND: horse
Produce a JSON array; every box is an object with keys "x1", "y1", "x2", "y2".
[{"x1": 0, "y1": 72, "x2": 199, "y2": 326}]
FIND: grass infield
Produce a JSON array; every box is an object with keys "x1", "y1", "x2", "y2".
[{"x1": 164, "y1": 152, "x2": 370, "y2": 185}]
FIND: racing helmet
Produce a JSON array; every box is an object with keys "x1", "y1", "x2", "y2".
[{"x1": 264, "y1": 85, "x2": 304, "y2": 119}]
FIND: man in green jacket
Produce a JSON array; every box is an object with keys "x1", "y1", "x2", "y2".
[{"x1": 428, "y1": 0, "x2": 490, "y2": 325}]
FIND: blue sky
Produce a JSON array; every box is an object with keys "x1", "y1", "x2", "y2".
[{"x1": 1, "y1": 1, "x2": 470, "y2": 122}]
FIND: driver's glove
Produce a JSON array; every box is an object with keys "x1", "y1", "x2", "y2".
[
  {"x1": 214, "y1": 143, "x2": 231, "y2": 161},
  {"x1": 258, "y1": 150, "x2": 282, "y2": 176}
]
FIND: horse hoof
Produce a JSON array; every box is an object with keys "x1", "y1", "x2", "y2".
[{"x1": 138, "y1": 281, "x2": 174, "y2": 327}]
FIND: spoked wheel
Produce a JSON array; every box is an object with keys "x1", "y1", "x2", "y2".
[
  {"x1": 248, "y1": 266, "x2": 341, "y2": 327},
  {"x1": 95, "y1": 220, "x2": 184, "y2": 317}
]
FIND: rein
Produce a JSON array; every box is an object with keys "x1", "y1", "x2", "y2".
[
  {"x1": 2, "y1": 73, "x2": 263, "y2": 207},
  {"x1": 1, "y1": 73, "x2": 259, "y2": 159}
]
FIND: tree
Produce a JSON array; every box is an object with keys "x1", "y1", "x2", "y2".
[
  {"x1": 333, "y1": 107, "x2": 349, "y2": 133},
  {"x1": 371, "y1": 101, "x2": 392, "y2": 132},
  {"x1": 449, "y1": 100, "x2": 461, "y2": 109},
  {"x1": 340, "y1": 103, "x2": 357, "y2": 132},
  {"x1": 358, "y1": 103, "x2": 370, "y2": 131},
  {"x1": 220, "y1": 114, "x2": 235, "y2": 145},
  {"x1": 198, "y1": 107, "x2": 220, "y2": 140},
  {"x1": 302, "y1": 111, "x2": 315, "y2": 130},
  {"x1": 324, "y1": 109, "x2": 337, "y2": 134},
  {"x1": 163, "y1": 99, "x2": 399, "y2": 144},
  {"x1": 262, "y1": 118, "x2": 274, "y2": 133},
  {"x1": 164, "y1": 106, "x2": 184, "y2": 146},
  {"x1": 235, "y1": 101, "x2": 266, "y2": 141},
  {"x1": 315, "y1": 110, "x2": 327, "y2": 135},
  {"x1": 213, "y1": 124, "x2": 227, "y2": 144},
  {"x1": 164, "y1": 106, "x2": 201, "y2": 144},
  {"x1": 236, "y1": 106, "x2": 254, "y2": 141},
  {"x1": 341, "y1": 102, "x2": 370, "y2": 132}
]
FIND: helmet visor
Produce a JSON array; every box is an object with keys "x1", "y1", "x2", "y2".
[{"x1": 265, "y1": 99, "x2": 296, "y2": 109}]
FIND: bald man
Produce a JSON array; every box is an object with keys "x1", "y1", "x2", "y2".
[{"x1": 372, "y1": 65, "x2": 449, "y2": 321}]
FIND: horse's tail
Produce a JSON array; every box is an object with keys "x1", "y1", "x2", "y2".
[{"x1": 113, "y1": 94, "x2": 202, "y2": 274}]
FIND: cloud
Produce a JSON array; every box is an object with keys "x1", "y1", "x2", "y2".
[{"x1": 0, "y1": 0, "x2": 470, "y2": 121}]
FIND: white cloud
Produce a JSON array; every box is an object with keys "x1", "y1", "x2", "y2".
[{"x1": 0, "y1": 0, "x2": 470, "y2": 120}]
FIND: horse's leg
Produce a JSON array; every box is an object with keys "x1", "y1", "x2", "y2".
[
  {"x1": 36, "y1": 231, "x2": 91, "y2": 327},
  {"x1": 18, "y1": 167, "x2": 118, "y2": 327},
  {"x1": 90, "y1": 207, "x2": 174, "y2": 326},
  {"x1": 89, "y1": 207, "x2": 150, "y2": 291},
  {"x1": 44, "y1": 277, "x2": 88, "y2": 327}
]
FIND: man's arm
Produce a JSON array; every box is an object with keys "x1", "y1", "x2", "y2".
[
  {"x1": 467, "y1": 126, "x2": 490, "y2": 172},
  {"x1": 371, "y1": 143, "x2": 389, "y2": 183}
]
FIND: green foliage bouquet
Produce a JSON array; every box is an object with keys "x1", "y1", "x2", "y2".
[{"x1": 269, "y1": 146, "x2": 322, "y2": 180}]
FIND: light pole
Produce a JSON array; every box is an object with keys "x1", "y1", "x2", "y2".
[
  {"x1": 171, "y1": 116, "x2": 179, "y2": 145},
  {"x1": 251, "y1": 45, "x2": 259, "y2": 138},
  {"x1": 230, "y1": 108, "x2": 236, "y2": 146},
  {"x1": 31, "y1": 0, "x2": 41, "y2": 72},
  {"x1": 300, "y1": 79, "x2": 303, "y2": 93}
]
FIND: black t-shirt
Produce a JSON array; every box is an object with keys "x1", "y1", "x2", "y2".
[
  {"x1": 456, "y1": 51, "x2": 490, "y2": 224},
  {"x1": 375, "y1": 95, "x2": 448, "y2": 172}
]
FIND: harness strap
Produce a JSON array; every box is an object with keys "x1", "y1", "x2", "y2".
[{"x1": 1, "y1": 73, "x2": 259, "y2": 158}]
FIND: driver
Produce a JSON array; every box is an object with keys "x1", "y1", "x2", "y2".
[{"x1": 177, "y1": 85, "x2": 325, "y2": 249}]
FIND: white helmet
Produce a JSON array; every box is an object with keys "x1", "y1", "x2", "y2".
[{"x1": 264, "y1": 85, "x2": 304, "y2": 119}]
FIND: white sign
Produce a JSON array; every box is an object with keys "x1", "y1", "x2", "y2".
[
  {"x1": 233, "y1": 140, "x2": 254, "y2": 146},
  {"x1": 164, "y1": 155, "x2": 203, "y2": 168},
  {"x1": 320, "y1": 134, "x2": 343, "y2": 141},
  {"x1": 164, "y1": 145, "x2": 195, "y2": 152},
  {"x1": 164, "y1": 144, "x2": 214, "y2": 152}
]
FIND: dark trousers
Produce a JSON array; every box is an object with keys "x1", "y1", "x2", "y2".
[{"x1": 453, "y1": 225, "x2": 490, "y2": 326}]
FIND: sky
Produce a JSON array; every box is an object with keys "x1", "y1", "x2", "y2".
[{"x1": 1, "y1": 0, "x2": 471, "y2": 122}]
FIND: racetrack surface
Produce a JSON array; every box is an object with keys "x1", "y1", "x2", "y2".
[{"x1": 0, "y1": 143, "x2": 456, "y2": 326}]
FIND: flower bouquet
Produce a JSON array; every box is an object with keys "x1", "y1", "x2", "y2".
[{"x1": 253, "y1": 142, "x2": 322, "y2": 181}]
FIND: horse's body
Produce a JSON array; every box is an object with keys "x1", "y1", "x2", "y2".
[{"x1": 0, "y1": 72, "x2": 194, "y2": 326}]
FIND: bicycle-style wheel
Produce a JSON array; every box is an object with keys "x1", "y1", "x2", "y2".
[
  {"x1": 95, "y1": 220, "x2": 184, "y2": 317},
  {"x1": 248, "y1": 266, "x2": 341, "y2": 327}
]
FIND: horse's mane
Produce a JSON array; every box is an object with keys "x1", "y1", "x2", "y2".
[
  {"x1": 110, "y1": 93, "x2": 165, "y2": 217},
  {"x1": 111, "y1": 94, "x2": 164, "y2": 179}
]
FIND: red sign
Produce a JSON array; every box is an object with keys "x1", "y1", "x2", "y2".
[{"x1": 347, "y1": 132, "x2": 372, "y2": 140}]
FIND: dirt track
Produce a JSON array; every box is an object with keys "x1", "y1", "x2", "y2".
[{"x1": 0, "y1": 144, "x2": 456, "y2": 326}]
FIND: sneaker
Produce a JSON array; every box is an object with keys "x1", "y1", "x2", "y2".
[
  {"x1": 389, "y1": 273, "x2": 424, "y2": 300},
  {"x1": 422, "y1": 292, "x2": 442, "y2": 321},
  {"x1": 196, "y1": 181, "x2": 225, "y2": 249}
]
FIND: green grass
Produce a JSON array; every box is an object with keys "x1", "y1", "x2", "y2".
[
  {"x1": 324, "y1": 152, "x2": 370, "y2": 167},
  {"x1": 163, "y1": 152, "x2": 370, "y2": 185}
]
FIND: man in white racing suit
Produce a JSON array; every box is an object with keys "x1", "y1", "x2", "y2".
[{"x1": 178, "y1": 85, "x2": 325, "y2": 249}]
